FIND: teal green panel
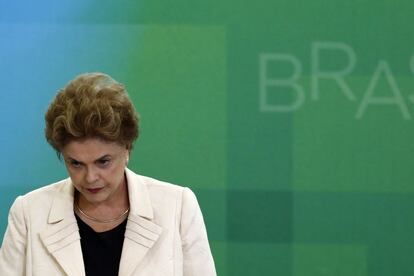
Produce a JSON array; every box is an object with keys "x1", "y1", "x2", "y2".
[
  {"x1": 210, "y1": 241, "x2": 228, "y2": 276},
  {"x1": 194, "y1": 189, "x2": 226, "y2": 242},
  {"x1": 227, "y1": 26, "x2": 294, "y2": 191},
  {"x1": 227, "y1": 190, "x2": 292, "y2": 243},
  {"x1": 294, "y1": 192, "x2": 414, "y2": 275}
]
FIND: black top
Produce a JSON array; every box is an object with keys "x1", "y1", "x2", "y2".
[{"x1": 75, "y1": 213, "x2": 127, "y2": 276}]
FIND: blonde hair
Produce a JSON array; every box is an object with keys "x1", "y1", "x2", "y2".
[{"x1": 45, "y1": 73, "x2": 139, "y2": 153}]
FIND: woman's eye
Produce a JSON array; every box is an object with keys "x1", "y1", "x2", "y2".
[
  {"x1": 71, "y1": 161, "x2": 81, "y2": 168},
  {"x1": 98, "y1": 159, "x2": 111, "y2": 167}
]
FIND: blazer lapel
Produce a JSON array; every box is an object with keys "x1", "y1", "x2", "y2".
[
  {"x1": 39, "y1": 179, "x2": 85, "y2": 276},
  {"x1": 118, "y1": 169, "x2": 163, "y2": 276}
]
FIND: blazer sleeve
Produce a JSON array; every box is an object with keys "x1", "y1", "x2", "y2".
[
  {"x1": 0, "y1": 196, "x2": 27, "y2": 276},
  {"x1": 180, "y1": 187, "x2": 216, "y2": 276}
]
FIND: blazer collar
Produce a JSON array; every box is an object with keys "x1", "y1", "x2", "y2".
[
  {"x1": 40, "y1": 169, "x2": 163, "y2": 276},
  {"x1": 119, "y1": 168, "x2": 163, "y2": 276},
  {"x1": 48, "y1": 178, "x2": 76, "y2": 223},
  {"x1": 40, "y1": 178, "x2": 85, "y2": 276},
  {"x1": 125, "y1": 168, "x2": 154, "y2": 219}
]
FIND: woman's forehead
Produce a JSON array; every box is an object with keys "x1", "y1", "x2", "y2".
[{"x1": 62, "y1": 138, "x2": 126, "y2": 160}]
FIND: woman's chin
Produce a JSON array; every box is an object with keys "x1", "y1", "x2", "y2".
[{"x1": 80, "y1": 190, "x2": 108, "y2": 204}]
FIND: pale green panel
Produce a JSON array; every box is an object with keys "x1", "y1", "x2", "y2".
[
  {"x1": 126, "y1": 25, "x2": 227, "y2": 189},
  {"x1": 294, "y1": 244, "x2": 367, "y2": 276},
  {"x1": 293, "y1": 74, "x2": 414, "y2": 192}
]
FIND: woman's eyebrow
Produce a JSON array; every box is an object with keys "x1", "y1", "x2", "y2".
[
  {"x1": 94, "y1": 154, "x2": 111, "y2": 162},
  {"x1": 65, "y1": 157, "x2": 84, "y2": 164},
  {"x1": 65, "y1": 155, "x2": 111, "y2": 164}
]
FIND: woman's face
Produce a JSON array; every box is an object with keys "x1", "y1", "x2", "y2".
[{"x1": 61, "y1": 138, "x2": 129, "y2": 205}]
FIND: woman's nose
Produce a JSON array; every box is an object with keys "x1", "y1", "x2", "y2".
[{"x1": 86, "y1": 167, "x2": 99, "y2": 183}]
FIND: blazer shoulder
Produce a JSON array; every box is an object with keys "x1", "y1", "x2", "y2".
[
  {"x1": 134, "y1": 173, "x2": 201, "y2": 211},
  {"x1": 134, "y1": 173, "x2": 186, "y2": 194},
  {"x1": 131, "y1": 172, "x2": 196, "y2": 206},
  {"x1": 17, "y1": 178, "x2": 69, "y2": 204}
]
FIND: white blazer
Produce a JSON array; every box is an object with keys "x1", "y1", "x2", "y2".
[{"x1": 0, "y1": 168, "x2": 216, "y2": 276}]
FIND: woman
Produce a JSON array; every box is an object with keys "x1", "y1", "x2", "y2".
[{"x1": 0, "y1": 73, "x2": 216, "y2": 275}]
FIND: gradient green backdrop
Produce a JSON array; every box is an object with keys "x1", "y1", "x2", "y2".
[{"x1": 1, "y1": 1, "x2": 414, "y2": 275}]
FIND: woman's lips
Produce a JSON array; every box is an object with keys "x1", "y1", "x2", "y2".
[{"x1": 86, "y1": 188, "x2": 103, "y2": 194}]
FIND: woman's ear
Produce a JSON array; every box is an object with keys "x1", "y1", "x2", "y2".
[{"x1": 125, "y1": 149, "x2": 130, "y2": 166}]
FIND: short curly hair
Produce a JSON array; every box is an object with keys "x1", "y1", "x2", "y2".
[{"x1": 45, "y1": 72, "x2": 139, "y2": 153}]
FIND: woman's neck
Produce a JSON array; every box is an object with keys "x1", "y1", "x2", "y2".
[{"x1": 76, "y1": 179, "x2": 130, "y2": 218}]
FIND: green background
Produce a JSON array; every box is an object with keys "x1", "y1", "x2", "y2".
[{"x1": 1, "y1": 1, "x2": 414, "y2": 275}]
